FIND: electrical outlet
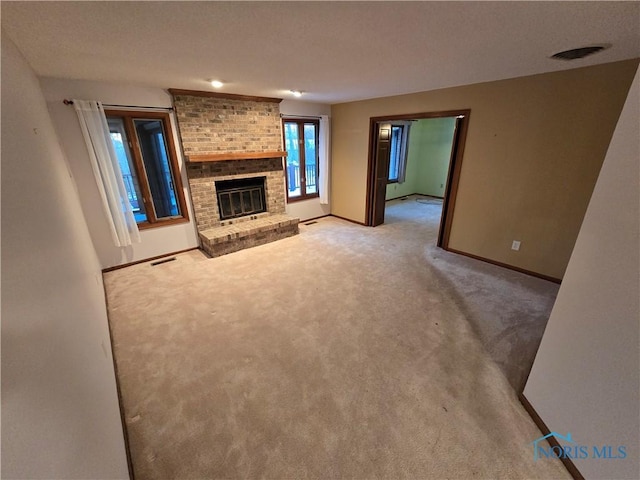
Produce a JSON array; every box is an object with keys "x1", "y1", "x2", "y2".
[{"x1": 511, "y1": 240, "x2": 521, "y2": 251}]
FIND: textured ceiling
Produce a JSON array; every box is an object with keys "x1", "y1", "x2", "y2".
[{"x1": 2, "y1": 1, "x2": 639, "y2": 104}]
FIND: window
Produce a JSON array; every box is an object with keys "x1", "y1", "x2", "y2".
[
  {"x1": 106, "y1": 110, "x2": 188, "y2": 228},
  {"x1": 282, "y1": 118, "x2": 319, "y2": 202},
  {"x1": 388, "y1": 125, "x2": 404, "y2": 183}
]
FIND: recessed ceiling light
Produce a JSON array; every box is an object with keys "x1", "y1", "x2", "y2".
[
  {"x1": 210, "y1": 80, "x2": 224, "y2": 88},
  {"x1": 290, "y1": 90, "x2": 303, "y2": 97},
  {"x1": 550, "y1": 45, "x2": 610, "y2": 61}
]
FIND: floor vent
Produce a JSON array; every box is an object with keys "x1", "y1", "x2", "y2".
[
  {"x1": 151, "y1": 257, "x2": 176, "y2": 266},
  {"x1": 304, "y1": 221, "x2": 318, "y2": 226}
]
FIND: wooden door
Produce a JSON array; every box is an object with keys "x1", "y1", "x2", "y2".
[{"x1": 372, "y1": 123, "x2": 391, "y2": 226}]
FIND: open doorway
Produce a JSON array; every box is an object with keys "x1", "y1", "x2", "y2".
[{"x1": 365, "y1": 110, "x2": 470, "y2": 248}]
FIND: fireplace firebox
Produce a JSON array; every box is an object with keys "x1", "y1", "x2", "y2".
[{"x1": 215, "y1": 177, "x2": 266, "y2": 220}]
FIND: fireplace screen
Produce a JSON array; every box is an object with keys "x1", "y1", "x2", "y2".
[{"x1": 216, "y1": 177, "x2": 266, "y2": 220}]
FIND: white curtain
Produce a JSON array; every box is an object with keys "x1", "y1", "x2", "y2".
[
  {"x1": 397, "y1": 122, "x2": 412, "y2": 184},
  {"x1": 73, "y1": 99, "x2": 141, "y2": 246},
  {"x1": 319, "y1": 115, "x2": 330, "y2": 204}
]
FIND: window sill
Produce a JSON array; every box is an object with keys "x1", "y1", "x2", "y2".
[
  {"x1": 137, "y1": 217, "x2": 191, "y2": 230},
  {"x1": 286, "y1": 194, "x2": 320, "y2": 204}
]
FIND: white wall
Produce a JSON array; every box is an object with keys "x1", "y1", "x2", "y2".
[
  {"x1": 40, "y1": 77, "x2": 199, "y2": 269},
  {"x1": 280, "y1": 99, "x2": 332, "y2": 221},
  {"x1": 1, "y1": 31, "x2": 129, "y2": 479},
  {"x1": 524, "y1": 66, "x2": 639, "y2": 479}
]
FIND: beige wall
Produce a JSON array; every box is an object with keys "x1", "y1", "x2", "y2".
[
  {"x1": 331, "y1": 59, "x2": 638, "y2": 278},
  {"x1": 524, "y1": 66, "x2": 639, "y2": 479}
]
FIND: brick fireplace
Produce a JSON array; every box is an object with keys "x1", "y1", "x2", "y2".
[{"x1": 170, "y1": 89, "x2": 299, "y2": 257}]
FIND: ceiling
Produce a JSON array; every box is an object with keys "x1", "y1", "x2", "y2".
[{"x1": 2, "y1": 1, "x2": 639, "y2": 104}]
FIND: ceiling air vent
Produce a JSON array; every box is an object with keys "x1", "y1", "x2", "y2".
[{"x1": 551, "y1": 45, "x2": 609, "y2": 61}]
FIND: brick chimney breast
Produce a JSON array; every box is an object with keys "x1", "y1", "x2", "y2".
[{"x1": 169, "y1": 89, "x2": 298, "y2": 257}]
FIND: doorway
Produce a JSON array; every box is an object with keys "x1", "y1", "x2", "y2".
[{"x1": 365, "y1": 110, "x2": 470, "y2": 248}]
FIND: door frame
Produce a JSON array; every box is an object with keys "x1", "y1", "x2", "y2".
[{"x1": 365, "y1": 109, "x2": 471, "y2": 248}]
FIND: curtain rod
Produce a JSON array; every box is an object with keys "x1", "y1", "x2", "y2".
[
  {"x1": 279, "y1": 114, "x2": 323, "y2": 119},
  {"x1": 63, "y1": 99, "x2": 173, "y2": 111}
]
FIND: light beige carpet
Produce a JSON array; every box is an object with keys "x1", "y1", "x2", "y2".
[{"x1": 105, "y1": 197, "x2": 569, "y2": 479}]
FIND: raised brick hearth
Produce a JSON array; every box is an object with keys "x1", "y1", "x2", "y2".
[
  {"x1": 171, "y1": 90, "x2": 299, "y2": 257},
  {"x1": 199, "y1": 213, "x2": 298, "y2": 258}
]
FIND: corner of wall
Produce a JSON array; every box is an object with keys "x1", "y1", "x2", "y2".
[{"x1": 1, "y1": 30, "x2": 129, "y2": 479}]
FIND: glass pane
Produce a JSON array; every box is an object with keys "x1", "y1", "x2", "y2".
[
  {"x1": 107, "y1": 117, "x2": 147, "y2": 223},
  {"x1": 284, "y1": 122, "x2": 301, "y2": 197},
  {"x1": 251, "y1": 189, "x2": 263, "y2": 211},
  {"x1": 304, "y1": 123, "x2": 317, "y2": 194},
  {"x1": 220, "y1": 193, "x2": 233, "y2": 218},
  {"x1": 230, "y1": 192, "x2": 242, "y2": 216},
  {"x1": 241, "y1": 190, "x2": 252, "y2": 212},
  {"x1": 134, "y1": 119, "x2": 180, "y2": 219},
  {"x1": 389, "y1": 126, "x2": 403, "y2": 180}
]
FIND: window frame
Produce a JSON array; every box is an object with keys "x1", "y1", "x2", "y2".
[
  {"x1": 105, "y1": 109, "x2": 189, "y2": 229},
  {"x1": 387, "y1": 125, "x2": 404, "y2": 184},
  {"x1": 281, "y1": 117, "x2": 320, "y2": 203}
]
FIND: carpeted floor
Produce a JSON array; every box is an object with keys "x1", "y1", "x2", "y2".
[
  {"x1": 392, "y1": 198, "x2": 560, "y2": 392},
  {"x1": 104, "y1": 196, "x2": 569, "y2": 479}
]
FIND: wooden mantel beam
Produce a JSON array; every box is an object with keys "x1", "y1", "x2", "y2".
[
  {"x1": 187, "y1": 151, "x2": 287, "y2": 163},
  {"x1": 168, "y1": 89, "x2": 283, "y2": 104}
]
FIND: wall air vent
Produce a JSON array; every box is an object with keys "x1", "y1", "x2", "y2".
[{"x1": 551, "y1": 45, "x2": 609, "y2": 60}]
